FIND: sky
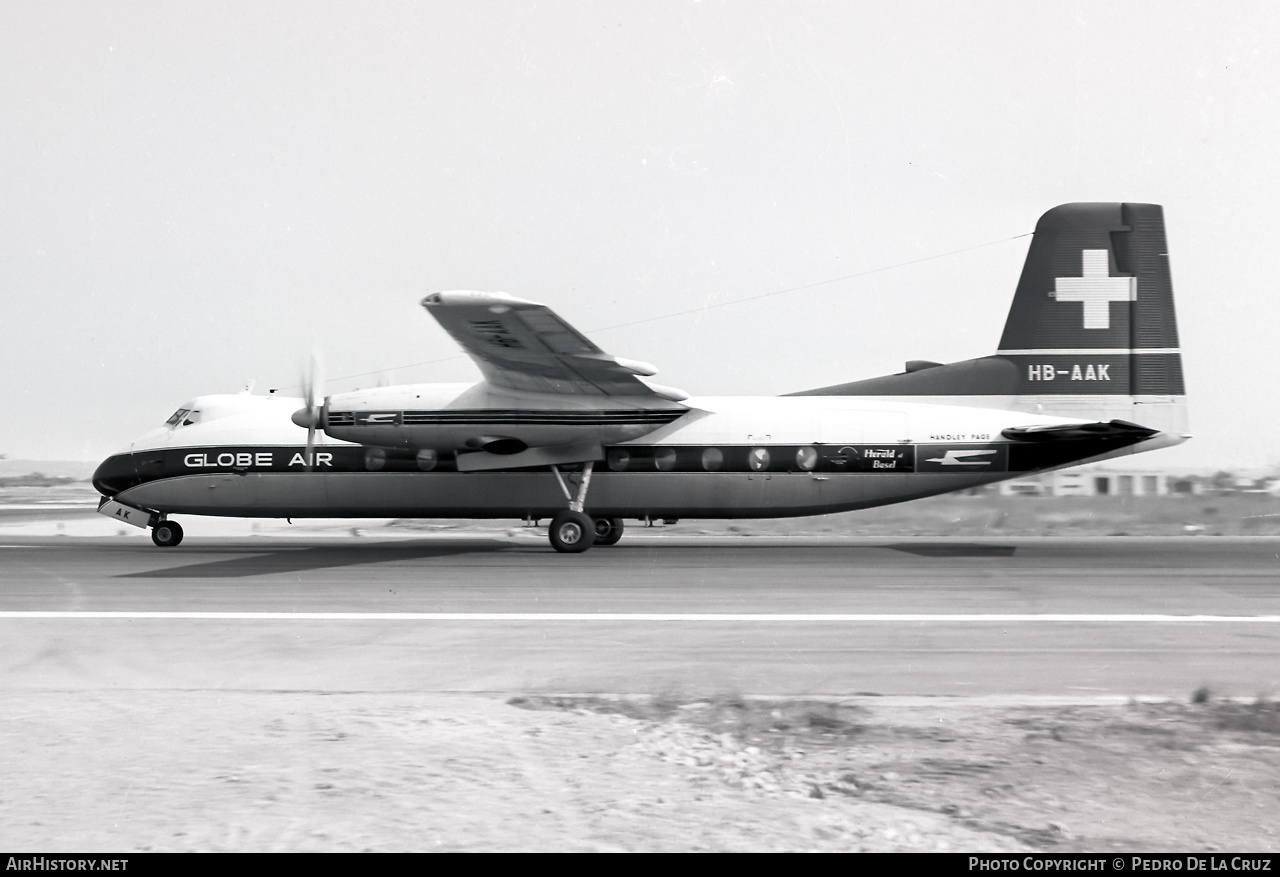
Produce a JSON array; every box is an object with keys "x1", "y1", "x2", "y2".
[{"x1": 2, "y1": 1, "x2": 1277, "y2": 471}]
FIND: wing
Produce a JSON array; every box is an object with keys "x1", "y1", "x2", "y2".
[{"x1": 421, "y1": 291, "x2": 687, "y2": 401}]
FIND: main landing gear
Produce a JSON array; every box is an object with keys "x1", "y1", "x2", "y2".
[
  {"x1": 592, "y1": 516, "x2": 624, "y2": 546},
  {"x1": 151, "y1": 519, "x2": 184, "y2": 548},
  {"x1": 546, "y1": 462, "x2": 623, "y2": 553},
  {"x1": 548, "y1": 509, "x2": 594, "y2": 553}
]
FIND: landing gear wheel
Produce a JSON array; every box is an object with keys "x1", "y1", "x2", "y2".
[
  {"x1": 592, "y1": 516, "x2": 624, "y2": 546},
  {"x1": 549, "y1": 510, "x2": 595, "y2": 553},
  {"x1": 151, "y1": 520, "x2": 184, "y2": 548}
]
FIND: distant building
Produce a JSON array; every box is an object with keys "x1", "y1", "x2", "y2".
[
  {"x1": 1169, "y1": 476, "x2": 1206, "y2": 496},
  {"x1": 998, "y1": 465, "x2": 1172, "y2": 497}
]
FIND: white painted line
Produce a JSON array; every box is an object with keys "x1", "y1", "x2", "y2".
[{"x1": 1, "y1": 612, "x2": 1279, "y2": 622}]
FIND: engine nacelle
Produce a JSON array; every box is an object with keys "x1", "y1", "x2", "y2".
[{"x1": 315, "y1": 382, "x2": 688, "y2": 452}]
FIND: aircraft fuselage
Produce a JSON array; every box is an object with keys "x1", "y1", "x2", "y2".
[{"x1": 94, "y1": 392, "x2": 1171, "y2": 521}]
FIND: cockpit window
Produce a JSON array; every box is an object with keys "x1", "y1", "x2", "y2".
[{"x1": 164, "y1": 408, "x2": 199, "y2": 428}]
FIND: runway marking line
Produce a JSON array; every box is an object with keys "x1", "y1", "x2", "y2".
[{"x1": 2, "y1": 612, "x2": 1280, "y2": 622}]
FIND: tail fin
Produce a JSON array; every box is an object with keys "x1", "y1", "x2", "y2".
[
  {"x1": 793, "y1": 202, "x2": 1188, "y2": 437},
  {"x1": 998, "y1": 202, "x2": 1185, "y2": 412}
]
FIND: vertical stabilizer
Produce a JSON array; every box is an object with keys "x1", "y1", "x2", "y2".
[
  {"x1": 996, "y1": 203, "x2": 1187, "y2": 435},
  {"x1": 998, "y1": 202, "x2": 1183, "y2": 397}
]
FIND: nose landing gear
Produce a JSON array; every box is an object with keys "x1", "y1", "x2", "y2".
[{"x1": 151, "y1": 519, "x2": 184, "y2": 547}]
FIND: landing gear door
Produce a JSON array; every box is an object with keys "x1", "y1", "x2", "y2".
[{"x1": 97, "y1": 498, "x2": 154, "y2": 529}]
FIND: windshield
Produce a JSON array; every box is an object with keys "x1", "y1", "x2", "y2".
[{"x1": 164, "y1": 408, "x2": 199, "y2": 428}]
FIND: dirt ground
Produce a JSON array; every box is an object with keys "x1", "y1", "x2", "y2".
[{"x1": 2, "y1": 691, "x2": 1276, "y2": 852}]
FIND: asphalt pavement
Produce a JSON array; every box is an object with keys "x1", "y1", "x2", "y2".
[{"x1": 2, "y1": 535, "x2": 1277, "y2": 697}]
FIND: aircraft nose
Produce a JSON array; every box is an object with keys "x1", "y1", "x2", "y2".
[{"x1": 92, "y1": 453, "x2": 144, "y2": 497}]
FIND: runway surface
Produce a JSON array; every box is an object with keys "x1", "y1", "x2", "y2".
[{"x1": 2, "y1": 534, "x2": 1278, "y2": 697}]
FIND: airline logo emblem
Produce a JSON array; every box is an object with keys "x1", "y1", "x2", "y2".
[
  {"x1": 917, "y1": 443, "x2": 1008, "y2": 473},
  {"x1": 355, "y1": 411, "x2": 401, "y2": 426},
  {"x1": 924, "y1": 449, "x2": 997, "y2": 466},
  {"x1": 1053, "y1": 250, "x2": 1136, "y2": 330}
]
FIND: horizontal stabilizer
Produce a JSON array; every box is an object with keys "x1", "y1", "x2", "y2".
[{"x1": 1001, "y1": 419, "x2": 1159, "y2": 443}]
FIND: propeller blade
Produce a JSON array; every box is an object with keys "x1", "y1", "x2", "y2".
[
  {"x1": 296, "y1": 354, "x2": 323, "y2": 473},
  {"x1": 305, "y1": 423, "x2": 316, "y2": 473}
]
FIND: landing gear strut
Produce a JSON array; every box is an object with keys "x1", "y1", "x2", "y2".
[
  {"x1": 151, "y1": 519, "x2": 184, "y2": 547},
  {"x1": 547, "y1": 462, "x2": 600, "y2": 553}
]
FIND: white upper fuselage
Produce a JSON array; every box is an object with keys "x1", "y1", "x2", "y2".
[{"x1": 116, "y1": 386, "x2": 1090, "y2": 455}]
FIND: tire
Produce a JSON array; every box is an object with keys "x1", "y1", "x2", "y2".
[
  {"x1": 592, "y1": 516, "x2": 624, "y2": 546},
  {"x1": 549, "y1": 510, "x2": 595, "y2": 553},
  {"x1": 151, "y1": 520, "x2": 184, "y2": 548}
]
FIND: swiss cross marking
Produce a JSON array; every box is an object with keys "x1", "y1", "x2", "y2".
[{"x1": 1053, "y1": 250, "x2": 1136, "y2": 330}]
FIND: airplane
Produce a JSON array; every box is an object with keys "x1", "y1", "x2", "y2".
[{"x1": 93, "y1": 202, "x2": 1188, "y2": 552}]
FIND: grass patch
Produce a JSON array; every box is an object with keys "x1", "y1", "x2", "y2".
[
  {"x1": 1211, "y1": 700, "x2": 1280, "y2": 735},
  {"x1": 507, "y1": 693, "x2": 683, "y2": 721},
  {"x1": 509, "y1": 693, "x2": 868, "y2": 744}
]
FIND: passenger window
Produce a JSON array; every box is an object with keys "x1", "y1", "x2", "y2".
[
  {"x1": 607, "y1": 448, "x2": 630, "y2": 471},
  {"x1": 654, "y1": 448, "x2": 677, "y2": 471},
  {"x1": 701, "y1": 448, "x2": 723, "y2": 471},
  {"x1": 749, "y1": 448, "x2": 770, "y2": 471},
  {"x1": 796, "y1": 447, "x2": 818, "y2": 471}
]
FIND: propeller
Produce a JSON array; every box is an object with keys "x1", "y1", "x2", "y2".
[{"x1": 289, "y1": 354, "x2": 324, "y2": 471}]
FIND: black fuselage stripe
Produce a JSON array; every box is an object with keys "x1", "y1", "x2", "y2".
[{"x1": 93, "y1": 436, "x2": 1149, "y2": 497}]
